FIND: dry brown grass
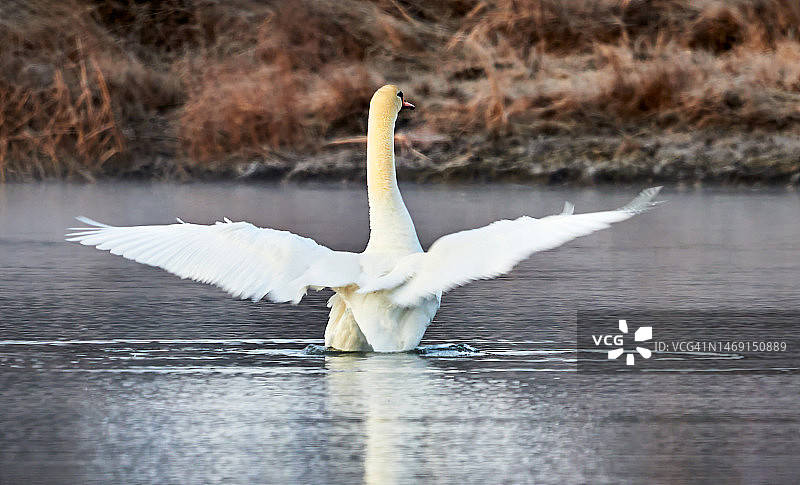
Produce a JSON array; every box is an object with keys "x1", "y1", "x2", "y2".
[
  {"x1": 440, "y1": 0, "x2": 800, "y2": 132},
  {"x1": 2, "y1": 0, "x2": 800, "y2": 180},
  {"x1": 180, "y1": 63, "x2": 378, "y2": 163},
  {"x1": 0, "y1": 46, "x2": 126, "y2": 181},
  {"x1": 0, "y1": 0, "x2": 182, "y2": 179},
  {"x1": 181, "y1": 66, "x2": 304, "y2": 162}
]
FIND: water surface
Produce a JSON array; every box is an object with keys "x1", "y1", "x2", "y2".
[{"x1": 1, "y1": 183, "x2": 798, "y2": 484}]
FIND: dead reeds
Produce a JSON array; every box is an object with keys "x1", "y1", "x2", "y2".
[
  {"x1": 0, "y1": 48, "x2": 125, "y2": 181},
  {"x1": 3, "y1": 0, "x2": 800, "y2": 180}
]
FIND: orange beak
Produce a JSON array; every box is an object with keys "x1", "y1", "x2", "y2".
[{"x1": 402, "y1": 100, "x2": 415, "y2": 110}]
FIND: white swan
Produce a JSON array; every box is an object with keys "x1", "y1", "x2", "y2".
[{"x1": 67, "y1": 84, "x2": 662, "y2": 352}]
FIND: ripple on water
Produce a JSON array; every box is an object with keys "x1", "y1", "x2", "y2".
[{"x1": 302, "y1": 342, "x2": 480, "y2": 356}]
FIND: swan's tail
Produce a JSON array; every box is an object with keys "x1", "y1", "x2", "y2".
[{"x1": 324, "y1": 293, "x2": 372, "y2": 352}]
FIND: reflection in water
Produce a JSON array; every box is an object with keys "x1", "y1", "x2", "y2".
[{"x1": 325, "y1": 354, "x2": 432, "y2": 485}]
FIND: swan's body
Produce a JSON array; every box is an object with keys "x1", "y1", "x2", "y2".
[{"x1": 67, "y1": 85, "x2": 662, "y2": 352}]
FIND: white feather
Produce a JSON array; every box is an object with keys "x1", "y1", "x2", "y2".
[
  {"x1": 66, "y1": 217, "x2": 361, "y2": 304},
  {"x1": 358, "y1": 187, "x2": 663, "y2": 307}
]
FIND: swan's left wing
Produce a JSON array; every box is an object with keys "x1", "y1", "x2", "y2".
[
  {"x1": 67, "y1": 217, "x2": 361, "y2": 303},
  {"x1": 359, "y1": 187, "x2": 662, "y2": 307}
]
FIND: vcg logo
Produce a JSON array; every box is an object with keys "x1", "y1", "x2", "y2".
[{"x1": 591, "y1": 319, "x2": 653, "y2": 366}]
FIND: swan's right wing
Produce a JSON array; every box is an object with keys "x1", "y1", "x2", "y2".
[
  {"x1": 67, "y1": 218, "x2": 362, "y2": 303},
  {"x1": 359, "y1": 187, "x2": 662, "y2": 307}
]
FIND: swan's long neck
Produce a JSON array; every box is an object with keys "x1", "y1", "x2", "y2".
[{"x1": 365, "y1": 104, "x2": 421, "y2": 253}]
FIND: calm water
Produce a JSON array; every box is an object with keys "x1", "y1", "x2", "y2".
[{"x1": 0, "y1": 183, "x2": 798, "y2": 484}]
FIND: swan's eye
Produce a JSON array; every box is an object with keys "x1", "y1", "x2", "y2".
[{"x1": 397, "y1": 91, "x2": 403, "y2": 100}]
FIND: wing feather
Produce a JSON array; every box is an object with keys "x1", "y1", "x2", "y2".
[
  {"x1": 360, "y1": 187, "x2": 662, "y2": 306},
  {"x1": 67, "y1": 218, "x2": 361, "y2": 303}
]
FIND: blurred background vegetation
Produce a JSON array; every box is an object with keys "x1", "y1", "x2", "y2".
[{"x1": 1, "y1": 0, "x2": 800, "y2": 183}]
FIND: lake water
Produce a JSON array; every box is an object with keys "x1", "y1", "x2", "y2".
[{"x1": 0, "y1": 182, "x2": 798, "y2": 484}]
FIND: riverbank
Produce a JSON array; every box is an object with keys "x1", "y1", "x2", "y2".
[
  {"x1": 2, "y1": 0, "x2": 800, "y2": 184},
  {"x1": 109, "y1": 130, "x2": 800, "y2": 186}
]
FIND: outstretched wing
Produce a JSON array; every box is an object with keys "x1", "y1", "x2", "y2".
[
  {"x1": 67, "y1": 217, "x2": 361, "y2": 303},
  {"x1": 359, "y1": 187, "x2": 662, "y2": 307}
]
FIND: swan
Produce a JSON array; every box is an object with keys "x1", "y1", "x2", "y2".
[{"x1": 67, "y1": 84, "x2": 662, "y2": 352}]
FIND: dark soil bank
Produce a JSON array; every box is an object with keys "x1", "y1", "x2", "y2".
[{"x1": 122, "y1": 131, "x2": 800, "y2": 186}]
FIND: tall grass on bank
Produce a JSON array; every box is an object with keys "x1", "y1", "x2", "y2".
[
  {"x1": 0, "y1": 49, "x2": 125, "y2": 181},
  {"x1": 2, "y1": 0, "x2": 800, "y2": 180}
]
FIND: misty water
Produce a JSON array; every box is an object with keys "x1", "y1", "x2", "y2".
[{"x1": 1, "y1": 182, "x2": 798, "y2": 484}]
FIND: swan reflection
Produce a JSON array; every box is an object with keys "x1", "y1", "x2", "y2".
[{"x1": 325, "y1": 353, "x2": 433, "y2": 484}]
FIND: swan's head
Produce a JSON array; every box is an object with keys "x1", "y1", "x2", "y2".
[{"x1": 370, "y1": 85, "x2": 415, "y2": 120}]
